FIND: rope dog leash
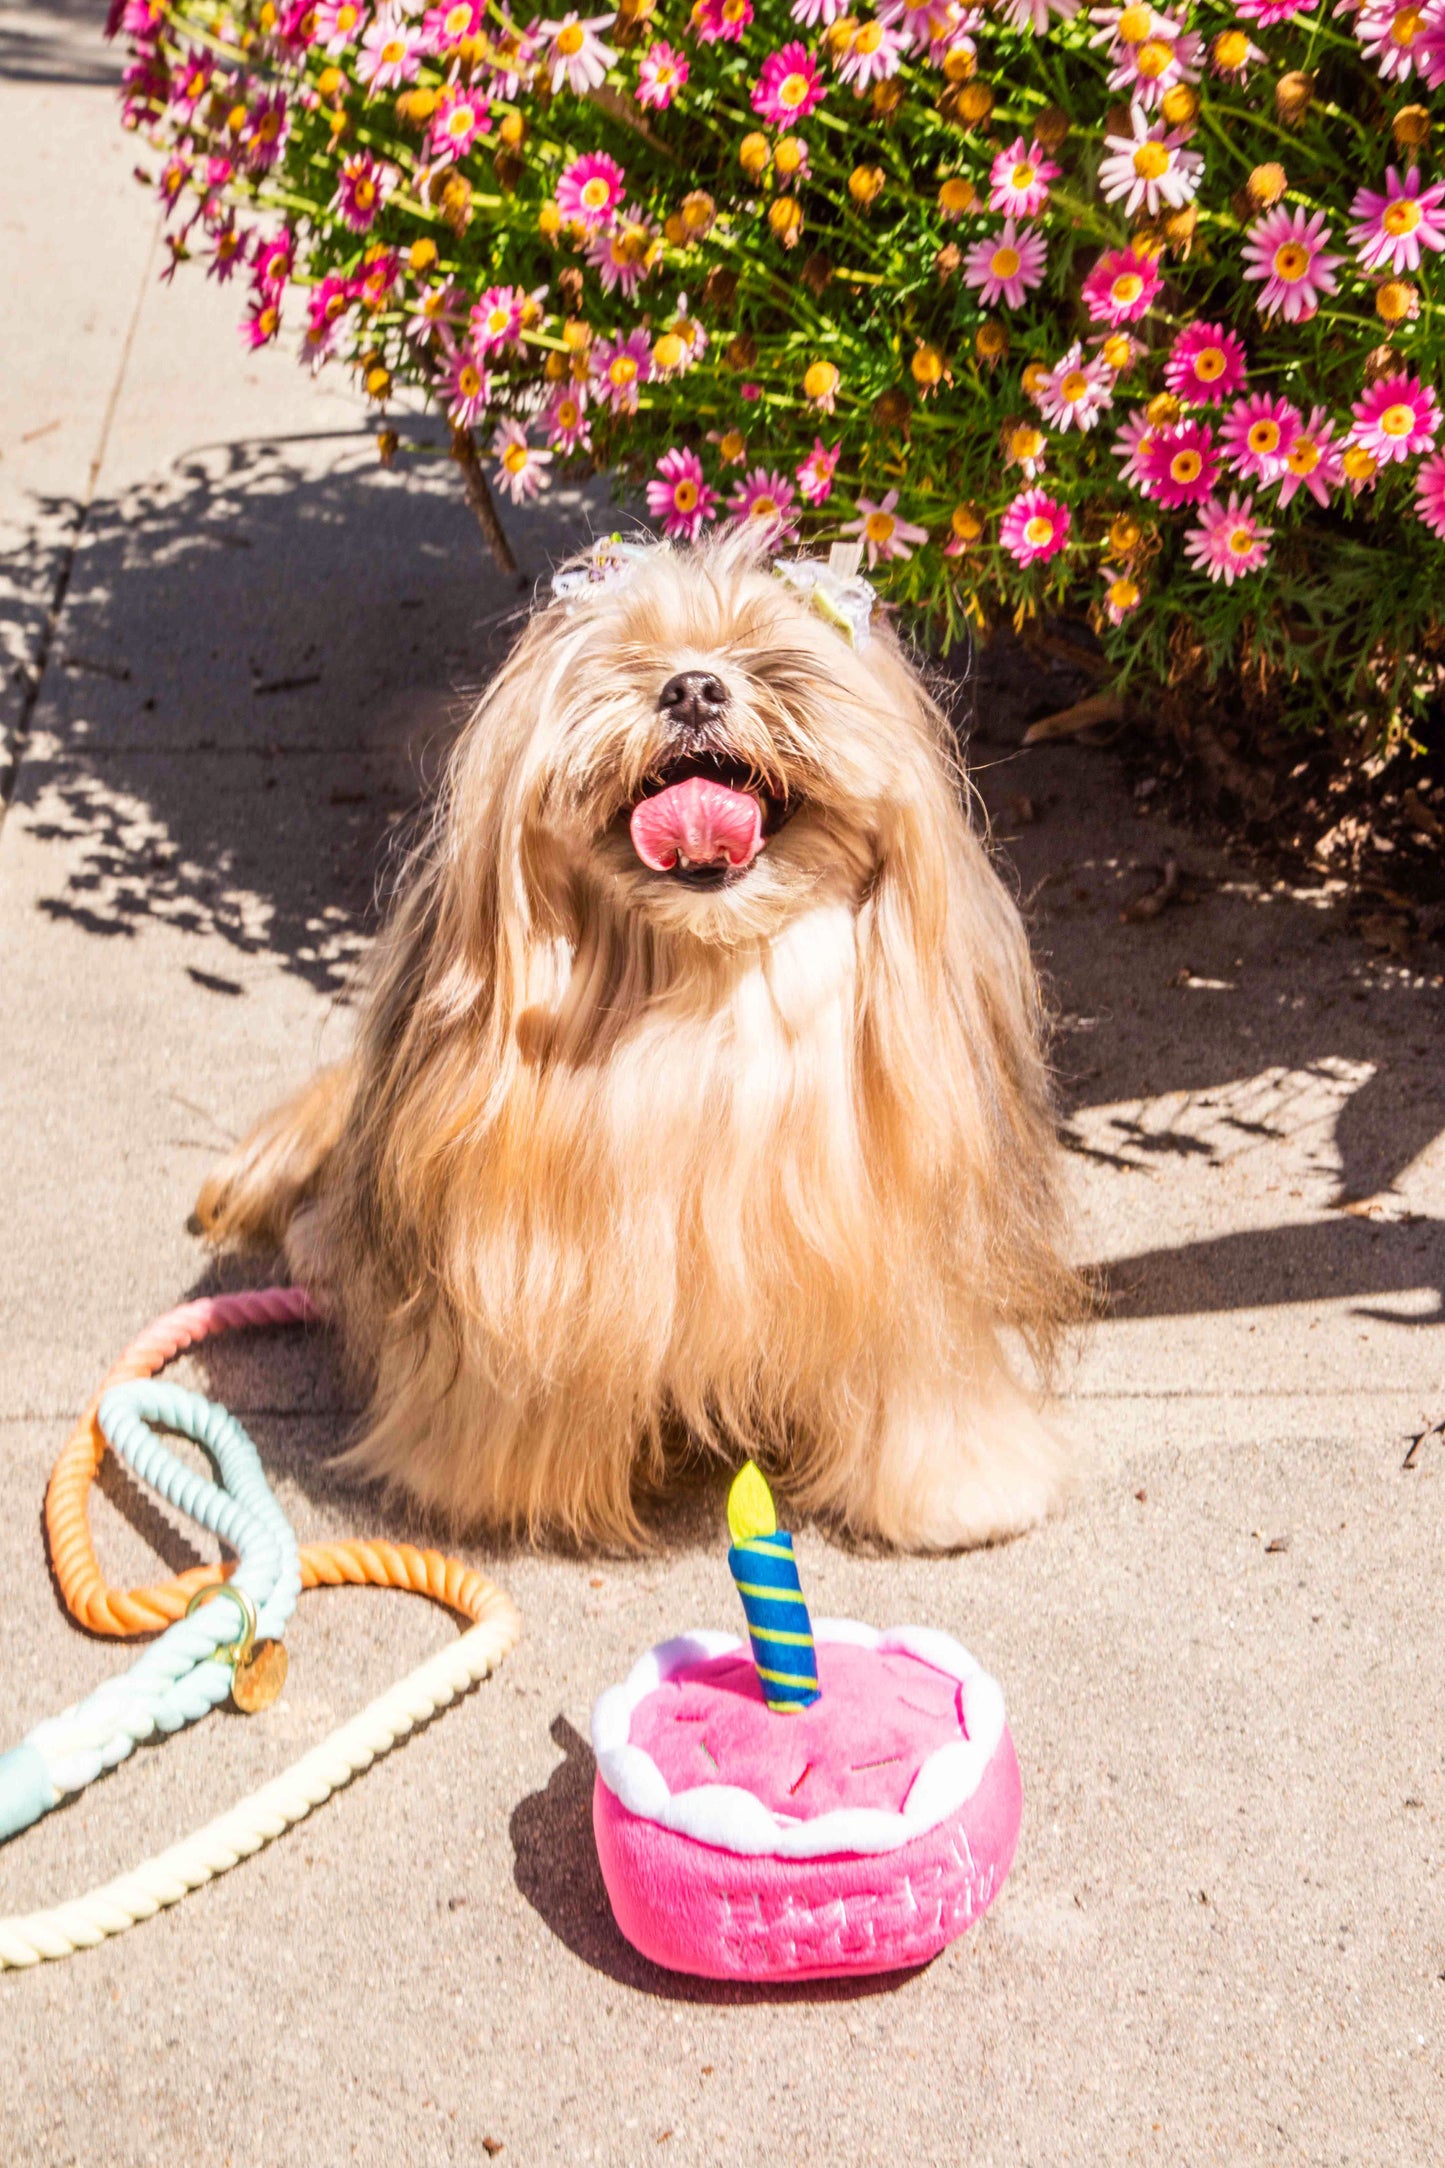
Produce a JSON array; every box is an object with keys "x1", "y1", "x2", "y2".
[{"x1": 0, "y1": 1290, "x2": 520, "y2": 1969}]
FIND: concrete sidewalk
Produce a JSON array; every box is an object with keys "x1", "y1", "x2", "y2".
[{"x1": 2, "y1": 12, "x2": 1442, "y2": 2164}]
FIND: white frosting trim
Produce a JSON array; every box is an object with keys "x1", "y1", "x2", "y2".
[{"x1": 590, "y1": 1620, "x2": 1007, "y2": 1860}]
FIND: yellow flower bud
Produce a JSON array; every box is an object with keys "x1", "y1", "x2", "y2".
[
  {"x1": 1247, "y1": 162, "x2": 1287, "y2": 209},
  {"x1": 911, "y1": 342, "x2": 946, "y2": 389},
  {"x1": 1146, "y1": 391, "x2": 1182, "y2": 427},
  {"x1": 938, "y1": 175, "x2": 977, "y2": 219},
  {"x1": 1376, "y1": 278, "x2": 1419, "y2": 322},
  {"x1": 652, "y1": 331, "x2": 687, "y2": 371},
  {"x1": 1021, "y1": 361, "x2": 1050, "y2": 399},
  {"x1": 1160, "y1": 82, "x2": 1198, "y2": 125},
  {"x1": 498, "y1": 109, "x2": 526, "y2": 149},
  {"x1": 941, "y1": 41, "x2": 975, "y2": 81},
  {"x1": 739, "y1": 131, "x2": 771, "y2": 179},
  {"x1": 1212, "y1": 28, "x2": 1250, "y2": 71},
  {"x1": 769, "y1": 194, "x2": 804, "y2": 247},
  {"x1": 1275, "y1": 69, "x2": 1314, "y2": 123},
  {"x1": 1394, "y1": 103, "x2": 1431, "y2": 149},
  {"x1": 975, "y1": 318, "x2": 1007, "y2": 363},
  {"x1": 1109, "y1": 511, "x2": 1142, "y2": 554},
  {"x1": 774, "y1": 135, "x2": 806, "y2": 179},
  {"x1": 804, "y1": 360, "x2": 840, "y2": 404},
  {"x1": 955, "y1": 81, "x2": 994, "y2": 123},
  {"x1": 538, "y1": 199, "x2": 562, "y2": 240},
  {"x1": 849, "y1": 164, "x2": 885, "y2": 207},
  {"x1": 364, "y1": 365, "x2": 392, "y2": 400},
  {"x1": 680, "y1": 189, "x2": 716, "y2": 237},
  {"x1": 409, "y1": 237, "x2": 438, "y2": 273},
  {"x1": 950, "y1": 504, "x2": 984, "y2": 544}
]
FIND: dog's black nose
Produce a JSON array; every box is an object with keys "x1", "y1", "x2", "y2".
[{"x1": 657, "y1": 671, "x2": 727, "y2": 732}]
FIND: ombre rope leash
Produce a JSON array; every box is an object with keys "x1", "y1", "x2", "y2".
[{"x1": 0, "y1": 1290, "x2": 520, "y2": 1969}]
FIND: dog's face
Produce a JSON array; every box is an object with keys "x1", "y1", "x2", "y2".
[{"x1": 498, "y1": 536, "x2": 949, "y2": 945}]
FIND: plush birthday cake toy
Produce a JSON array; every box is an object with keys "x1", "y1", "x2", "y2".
[{"x1": 590, "y1": 1464, "x2": 1022, "y2": 1982}]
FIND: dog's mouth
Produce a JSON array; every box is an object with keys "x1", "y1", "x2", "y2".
[{"x1": 628, "y1": 751, "x2": 789, "y2": 890}]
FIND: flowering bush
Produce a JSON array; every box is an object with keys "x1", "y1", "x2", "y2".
[{"x1": 113, "y1": 0, "x2": 1445, "y2": 730}]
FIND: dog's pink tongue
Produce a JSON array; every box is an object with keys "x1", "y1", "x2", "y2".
[{"x1": 630, "y1": 776, "x2": 764, "y2": 873}]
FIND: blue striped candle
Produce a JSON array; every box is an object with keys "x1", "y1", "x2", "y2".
[{"x1": 726, "y1": 1462, "x2": 820, "y2": 1712}]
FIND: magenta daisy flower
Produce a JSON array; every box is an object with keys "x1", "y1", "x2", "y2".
[
  {"x1": 1220, "y1": 392, "x2": 1302, "y2": 483},
  {"x1": 796, "y1": 437, "x2": 841, "y2": 506},
  {"x1": 315, "y1": 0, "x2": 366, "y2": 55},
  {"x1": 636, "y1": 39, "x2": 689, "y2": 105},
  {"x1": 491, "y1": 420, "x2": 552, "y2": 505},
  {"x1": 1276, "y1": 406, "x2": 1344, "y2": 508},
  {"x1": 963, "y1": 220, "x2": 1047, "y2": 309},
  {"x1": 1138, "y1": 419, "x2": 1220, "y2": 506},
  {"x1": 1242, "y1": 206, "x2": 1342, "y2": 322},
  {"x1": 243, "y1": 292, "x2": 283, "y2": 349},
  {"x1": 692, "y1": 0, "x2": 753, "y2": 42},
  {"x1": 836, "y1": 19, "x2": 904, "y2": 89},
  {"x1": 543, "y1": 384, "x2": 592, "y2": 454},
  {"x1": 1356, "y1": 0, "x2": 1434, "y2": 81},
  {"x1": 1164, "y1": 321, "x2": 1249, "y2": 405},
  {"x1": 1037, "y1": 343, "x2": 1115, "y2": 433},
  {"x1": 538, "y1": 10, "x2": 616, "y2": 92},
  {"x1": 423, "y1": 0, "x2": 485, "y2": 47},
  {"x1": 471, "y1": 285, "x2": 524, "y2": 355},
  {"x1": 1100, "y1": 565, "x2": 1142, "y2": 625},
  {"x1": 1081, "y1": 245, "x2": 1162, "y2": 327},
  {"x1": 987, "y1": 137, "x2": 1061, "y2": 219},
  {"x1": 1348, "y1": 165, "x2": 1445, "y2": 275},
  {"x1": 592, "y1": 329, "x2": 652, "y2": 412},
  {"x1": 429, "y1": 83, "x2": 491, "y2": 159},
  {"x1": 999, "y1": 488, "x2": 1070, "y2": 568},
  {"x1": 647, "y1": 447, "x2": 719, "y2": 539},
  {"x1": 586, "y1": 207, "x2": 660, "y2": 297},
  {"x1": 444, "y1": 347, "x2": 490, "y2": 429},
  {"x1": 1184, "y1": 493, "x2": 1273, "y2": 585},
  {"x1": 557, "y1": 151, "x2": 627, "y2": 230},
  {"x1": 1098, "y1": 110, "x2": 1203, "y2": 218},
  {"x1": 252, "y1": 230, "x2": 294, "y2": 292},
  {"x1": 1350, "y1": 372, "x2": 1440, "y2": 463},
  {"x1": 728, "y1": 468, "x2": 800, "y2": 544},
  {"x1": 840, "y1": 489, "x2": 928, "y2": 565},
  {"x1": 752, "y1": 42, "x2": 825, "y2": 122},
  {"x1": 332, "y1": 151, "x2": 389, "y2": 232},
  {"x1": 170, "y1": 45, "x2": 214, "y2": 109},
  {"x1": 1235, "y1": 0, "x2": 1314, "y2": 20},
  {"x1": 242, "y1": 91, "x2": 290, "y2": 172},
  {"x1": 1414, "y1": 448, "x2": 1445, "y2": 536},
  {"x1": 357, "y1": 11, "x2": 419, "y2": 89}
]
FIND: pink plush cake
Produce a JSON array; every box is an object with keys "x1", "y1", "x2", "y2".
[{"x1": 591, "y1": 1621, "x2": 1021, "y2": 1982}]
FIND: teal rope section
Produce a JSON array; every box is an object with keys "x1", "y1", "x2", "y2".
[{"x1": 0, "y1": 1383, "x2": 301, "y2": 1842}]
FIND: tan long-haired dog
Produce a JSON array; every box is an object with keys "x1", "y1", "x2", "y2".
[{"x1": 198, "y1": 531, "x2": 1080, "y2": 1549}]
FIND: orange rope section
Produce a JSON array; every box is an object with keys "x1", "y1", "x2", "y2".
[{"x1": 47, "y1": 1288, "x2": 510, "y2": 1639}]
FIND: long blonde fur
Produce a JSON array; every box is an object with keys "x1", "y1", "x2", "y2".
[{"x1": 199, "y1": 533, "x2": 1080, "y2": 1548}]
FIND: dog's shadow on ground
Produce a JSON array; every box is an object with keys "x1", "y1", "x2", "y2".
[{"x1": 508, "y1": 1713, "x2": 928, "y2": 2007}]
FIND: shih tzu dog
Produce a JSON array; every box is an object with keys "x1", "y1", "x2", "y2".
[{"x1": 198, "y1": 529, "x2": 1080, "y2": 1550}]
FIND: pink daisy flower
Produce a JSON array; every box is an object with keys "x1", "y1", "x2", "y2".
[
  {"x1": 1111, "y1": 409, "x2": 1159, "y2": 491},
  {"x1": 647, "y1": 447, "x2": 719, "y2": 539},
  {"x1": 836, "y1": 19, "x2": 904, "y2": 88},
  {"x1": 841, "y1": 489, "x2": 928, "y2": 565},
  {"x1": 444, "y1": 347, "x2": 490, "y2": 429},
  {"x1": 879, "y1": 0, "x2": 956, "y2": 50},
  {"x1": 963, "y1": 219, "x2": 1048, "y2": 309},
  {"x1": 753, "y1": 42, "x2": 825, "y2": 122},
  {"x1": 491, "y1": 420, "x2": 552, "y2": 504},
  {"x1": 170, "y1": 46, "x2": 213, "y2": 110},
  {"x1": 1220, "y1": 392, "x2": 1302, "y2": 483},
  {"x1": 1037, "y1": 343, "x2": 1115, "y2": 432},
  {"x1": 988, "y1": 137, "x2": 1061, "y2": 219},
  {"x1": 252, "y1": 230, "x2": 295, "y2": 292},
  {"x1": 1413, "y1": 448, "x2": 1445, "y2": 536},
  {"x1": 1276, "y1": 406, "x2": 1344, "y2": 508},
  {"x1": 586, "y1": 207, "x2": 660, "y2": 297},
  {"x1": 537, "y1": 10, "x2": 616, "y2": 92},
  {"x1": 544, "y1": 385, "x2": 593, "y2": 454},
  {"x1": 1081, "y1": 245, "x2": 1162, "y2": 326},
  {"x1": 243, "y1": 292, "x2": 283, "y2": 348},
  {"x1": 1098, "y1": 110, "x2": 1203, "y2": 217},
  {"x1": 470, "y1": 285, "x2": 524, "y2": 355},
  {"x1": 405, "y1": 280, "x2": 462, "y2": 346},
  {"x1": 1164, "y1": 321, "x2": 1249, "y2": 405},
  {"x1": 1349, "y1": 372, "x2": 1440, "y2": 463},
  {"x1": 1356, "y1": 0, "x2": 1435, "y2": 80},
  {"x1": 243, "y1": 92, "x2": 290, "y2": 172},
  {"x1": 999, "y1": 487, "x2": 1070, "y2": 568},
  {"x1": 796, "y1": 437, "x2": 841, "y2": 506},
  {"x1": 1138, "y1": 419, "x2": 1220, "y2": 506},
  {"x1": 728, "y1": 468, "x2": 800, "y2": 544},
  {"x1": 557, "y1": 151, "x2": 627, "y2": 230},
  {"x1": 314, "y1": 0, "x2": 367, "y2": 54},
  {"x1": 692, "y1": 0, "x2": 754, "y2": 42},
  {"x1": 1109, "y1": 26, "x2": 1203, "y2": 110},
  {"x1": 636, "y1": 40, "x2": 689, "y2": 105},
  {"x1": 202, "y1": 220, "x2": 242, "y2": 283},
  {"x1": 423, "y1": 0, "x2": 485, "y2": 47},
  {"x1": 357, "y1": 11, "x2": 419, "y2": 89},
  {"x1": 1348, "y1": 165, "x2": 1445, "y2": 275},
  {"x1": 429, "y1": 83, "x2": 491, "y2": 160},
  {"x1": 1100, "y1": 565, "x2": 1142, "y2": 626},
  {"x1": 333, "y1": 151, "x2": 389, "y2": 232},
  {"x1": 592, "y1": 329, "x2": 652, "y2": 413},
  {"x1": 1184, "y1": 493, "x2": 1273, "y2": 584},
  {"x1": 1235, "y1": 0, "x2": 1313, "y2": 19},
  {"x1": 1242, "y1": 205, "x2": 1342, "y2": 322}
]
